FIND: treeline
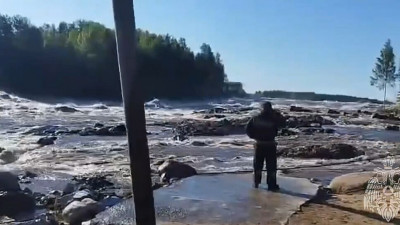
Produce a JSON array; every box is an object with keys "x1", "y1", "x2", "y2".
[
  {"x1": 0, "y1": 14, "x2": 229, "y2": 101},
  {"x1": 255, "y1": 90, "x2": 385, "y2": 104}
]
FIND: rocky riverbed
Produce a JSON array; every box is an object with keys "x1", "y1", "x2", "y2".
[{"x1": 0, "y1": 91, "x2": 400, "y2": 224}]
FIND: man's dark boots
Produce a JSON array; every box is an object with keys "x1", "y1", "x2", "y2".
[
  {"x1": 267, "y1": 173, "x2": 279, "y2": 191},
  {"x1": 254, "y1": 171, "x2": 262, "y2": 188}
]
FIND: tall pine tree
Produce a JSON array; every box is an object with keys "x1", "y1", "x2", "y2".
[{"x1": 371, "y1": 39, "x2": 397, "y2": 108}]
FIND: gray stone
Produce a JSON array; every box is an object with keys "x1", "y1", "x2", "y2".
[
  {"x1": 55, "y1": 106, "x2": 78, "y2": 113},
  {"x1": 0, "y1": 171, "x2": 20, "y2": 191},
  {"x1": 0, "y1": 191, "x2": 35, "y2": 217},
  {"x1": 63, "y1": 183, "x2": 76, "y2": 195},
  {"x1": 158, "y1": 160, "x2": 197, "y2": 183},
  {"x1": 329, "y1": 172, "x2": 374, "y2": 194},
  {"x1": 37, "y1": 137, "x2": 57, "y2": 146},
  {"x1": 62, "y1": 198, "x2": 104, "y2": 225},
  {"x1": 73, "y1": 190, "x2": 93, "y2": 200},
  {"x1": 0, "y1": 150, "x2": 17, "y2": 163}
]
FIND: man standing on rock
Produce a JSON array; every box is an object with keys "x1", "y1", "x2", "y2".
[{"x1": 246, "y1": 102, "x2": 286, "y2": 190}]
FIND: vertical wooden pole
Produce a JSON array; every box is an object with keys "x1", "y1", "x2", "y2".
[{"x1": 112, "y1": 1, "x2": 156, "y2": 224}]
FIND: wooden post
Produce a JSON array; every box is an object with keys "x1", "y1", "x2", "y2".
[{"x1": 112, "y1": 1, "x2": 156, "y2": 224}]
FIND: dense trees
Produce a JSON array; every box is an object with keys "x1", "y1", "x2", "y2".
[
  {"x1": 255, "y1": 90, "x2": 385, "y2": 104},
  {"x1": 370, "y1": 39, "x2": 398, "y2": 107},
  {"x1": 0, "y1": 14, "x2": 231, "y2": 101}
]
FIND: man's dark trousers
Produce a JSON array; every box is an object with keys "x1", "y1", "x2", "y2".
[{"x1": 253, "y1": 141, "x2": 277, "y2": 186}]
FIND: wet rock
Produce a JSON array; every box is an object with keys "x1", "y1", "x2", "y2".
[
  {"x1": 0, "y1": 147, "x2": 4, "y2": 153},
  {"x1": 152, "y1": 159, "x2": 165, "y2": 166},
  {"x1": 101, "y1": 196, "x2": 122, "y2": 208},
  {"x1": 286, "y1": 115, "x2": 334, "y2": 128},
  {"x1": 208, "y1": 107, "x2": 228, "y2": 114},
  {"x1": 94, "y1": 105, "x2": 108, "y2": 110},
  {"x1": 329, "y1": 172, "x2": 374, "y2": 194},
  {"x1": 37, "y1": 136, "x2": 57, "y2": 146},
  {"x1": 278, "y1": 143, "x2": 364, "y2": 159},
  {"x1": 158, "y1": 160, "x2": 197, "y2": 183},
  {"x1": 73, "y1": 190, "x2": 93, "y2": 201},
  {"x1": 109, "y1": 124, "x2": 126, "y2": 136},
  {"x1": 360, "y1": 110, "x2": 373, "y2": 115},
  {"x1": 279, "y1": 128, "x2": 298, "y2": 136},
  {"x1": 372, "y1": 113, "x2": 400, "y2": 121},
  {"x1": 94, "y1": 123, "x2": 104, "y2": 128},
  {"x1": 327, "y1": 109, "x2": 340, "y2": 114},
  {"x1": 0, "y1": 94, "x2": 11, "y2": 100},
  {"x1": 0, "y1": 191, "x2": 35, "y2": 217},
  {"x1": 324, "y1": 128, "x2": 335, "y2": 134},
  {"x1": 21, "y1": 171, "x2": 38, "y2": 179},
  {"x1": 55, "y1": 106, "x2": 79, "y2": 113},
  {"x1": 204, "y1": 114, "x2": 226, "y2": 119},
  {"x1": 72, "y1": 175, "x2": 114, "y2": 196},
  {"x1": 191, "y1": 141, "x2": 208, "y2": 146},
  {"x1": 290, "y1": 106, "x2": 312, "y2": 113},
  {"x1": 63, "y1": 183, "x2": 76, "y2": 195},
  {"x1": 0, "y1": 171, "x2": 20, "y2": 191},
  {"x1": 79, "y1": 127, "x2": 97, "y2": 136},
  {"x1": 24, "y1": 125, "x2": 67, "y2": 135},
  {"x1": 94, "y1": 127, "x2": 112, "y2": 136},
  {"x1": 0, "y1": 150, "x2": 17, "y2": 163},
  {"x1": 386, "y1": 125, "x2": 400, "y2": 131},
  {"x1": 62, "y1": 198, "x2": 104, "y2": 225},
  {"x1": 173, "y1": 133, "x2": 188, "y2": 141},
  {"x1": 174, "y1": 118, "x2": 248, "y2": 137}
]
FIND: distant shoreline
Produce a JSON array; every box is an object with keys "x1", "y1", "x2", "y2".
[{"x1": 254, "y1": 90, "x2": 388, "y2": 104}]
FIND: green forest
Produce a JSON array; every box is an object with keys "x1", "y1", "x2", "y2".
[
  {"x1": 0, "y1": 14, "x2": 236, "y2": 101},
  {"x1": 256, "y1": 90, "x2": 384, "y2": 104}
]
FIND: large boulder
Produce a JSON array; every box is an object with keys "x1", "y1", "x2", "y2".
[
  {"x1": 0, "y1": 191, "x2": 36, "y2": 217},
  {"x1": 158, "y1": 160, "x2": 197, "y2": 183},
  {"x1": 329, "y1": 172, "x2": 374, "y2": 194},
  {"x1": 62, "y1": 198, "x2": 104, "y2": 225},
  {"x1": 278, "y1": 143, "x2": 364, "y2": 159},
  {"x1": 0, "y1": 150, "x2": 17, "y2": 163},
  {"x1": 0, "y1": 171, "x2": 20, "y2": 191}
]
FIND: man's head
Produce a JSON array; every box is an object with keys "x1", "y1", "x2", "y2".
[{"x1": 261, "y1": 101, "x2": 273, "y2": 114}]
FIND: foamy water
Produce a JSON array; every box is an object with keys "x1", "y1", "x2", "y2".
[{"x1": 0, "y1": 90, "x2": 397, "y2": 177}]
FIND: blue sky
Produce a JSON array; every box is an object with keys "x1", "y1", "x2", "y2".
[{"x1": 1, "y1": 0, "x2": 400, "y2": 100}]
